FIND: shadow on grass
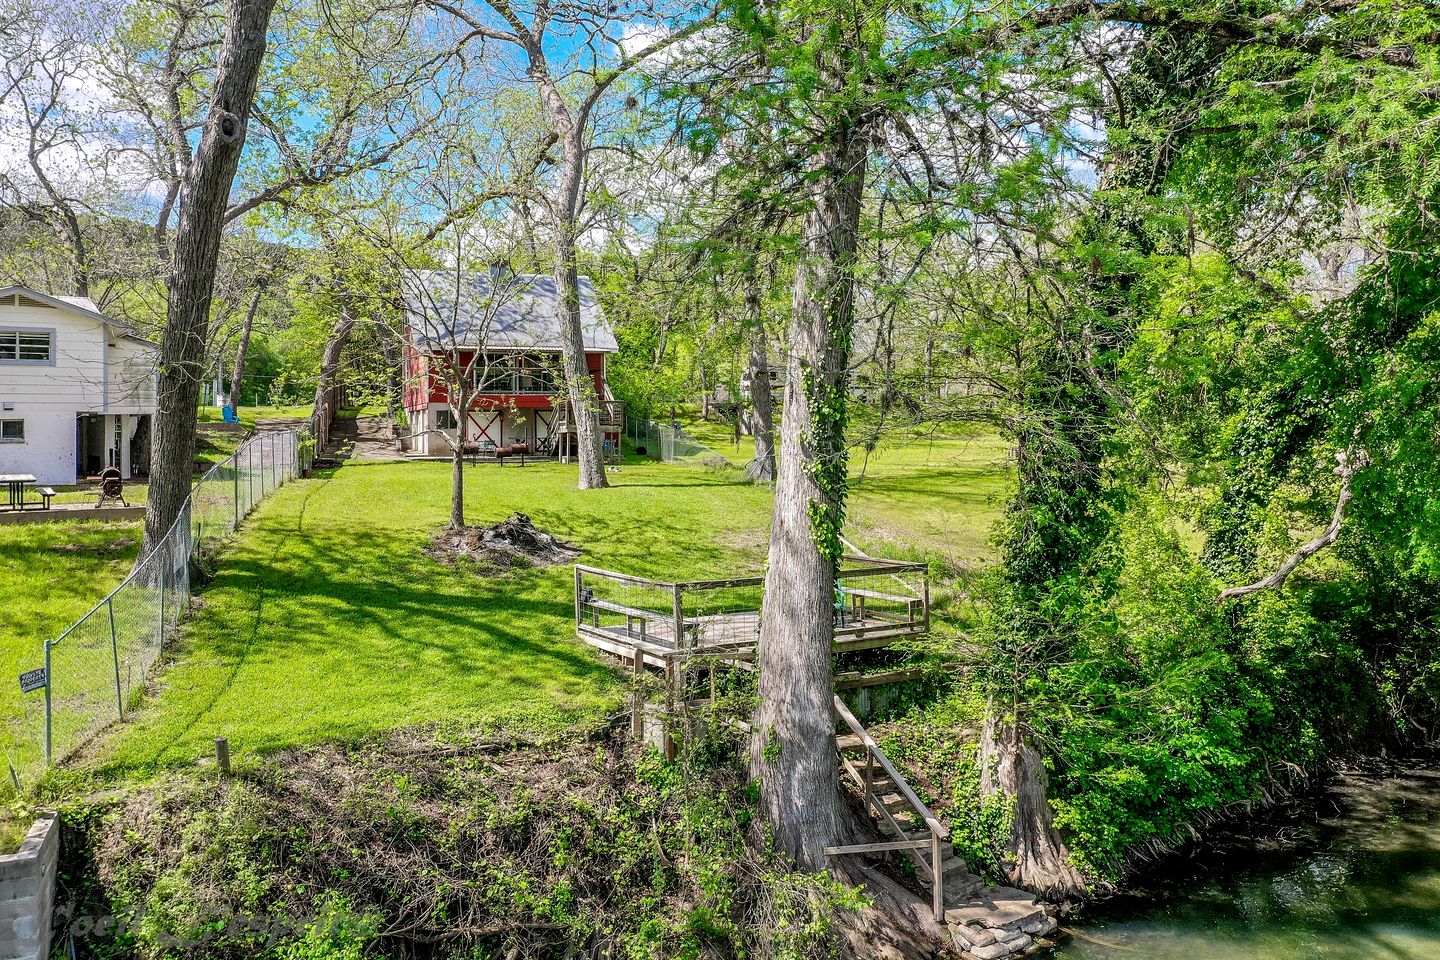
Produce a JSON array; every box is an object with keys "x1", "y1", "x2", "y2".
[{"x1": 90, "y1": 459, "x2": 777, "y2": 777}]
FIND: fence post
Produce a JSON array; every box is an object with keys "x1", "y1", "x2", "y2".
[
  {"x1": 107, "y1": 597, "x2": 124, "y2": 720},
  {"x1": 573, "y1": 567, "x2": 583, "y2": 629},
  {"x1": 672, "y1": 583, "x2": 685, "y2": 652},
  {"x1": 158, "y1": 550, "x2": 167, "y2": 649},
  {"x1": 232, "y1": 449, "x2": 240, "y2": 530},
  {"x1": 931, "y1": 830, "x2": 944, "y2": 922},
  {"x1": 43, "y1": 640, "x2": 52, "y2": 765}
]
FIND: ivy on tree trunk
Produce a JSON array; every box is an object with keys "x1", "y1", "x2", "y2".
[{"x1": 751, "y1": 112, "x2": 868, "y2": 870}]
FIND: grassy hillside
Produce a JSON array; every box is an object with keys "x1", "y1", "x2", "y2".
[{"x1": 39, "y1": 430, "x2": 1011, "y2": 781}]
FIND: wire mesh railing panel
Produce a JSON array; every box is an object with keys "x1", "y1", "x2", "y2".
[
  {"x1": 680, "y1": 581, "x2": 766, "y2": 651},
  {"x1": 38, "y1": 429, "x2": 311, "y2": 769},
  {"x1": 833, "y1": 563, "x2": 927, "y2": 637},
  {"x1": 576, "y1": 567, "x2": 680, "y2": 647}
]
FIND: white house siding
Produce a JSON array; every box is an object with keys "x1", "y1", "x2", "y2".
[
  {"x1": 106, "y1": 337, "x2": 158, "y2": 414},
  {"x1": 0, "y1": 296, "x2": 156, "y2": 484}
]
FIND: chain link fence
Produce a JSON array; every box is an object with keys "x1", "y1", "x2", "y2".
[
  {"x1": 38, "y1": 429, "x2": 312, "y2": 769},
  {"x1": 623, "y1": 416, "x2": 727, "y2": 465}
]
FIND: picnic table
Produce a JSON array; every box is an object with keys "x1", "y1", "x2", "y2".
[{"x1": 0, "y1": 473, "x2": 37, "y2": 510}]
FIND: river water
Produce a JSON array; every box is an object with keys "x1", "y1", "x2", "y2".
[{"x1": 1050, "y1": 767, "x2": 1440, "y2": 960}]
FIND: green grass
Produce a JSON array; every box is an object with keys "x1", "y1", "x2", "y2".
[
  {"x1": 680, "y1": 417, "x2": 756, "y2": 465},
  {"x1": 0, "y1": 520, "x2": 140, "y2": 773},
  {"x1": 89, "y1": 458, "x2": 779, "y2": 778},
  {"x1": 676, "y1": 413, "x2": 1011, "y2": 567},
  {"x1": 198, "y1": 404, "x2": 312, "y2": 430},
  {"x1": 847, "y1": 432, "x2": 1012, "y2": 569},
  {"x1": 47, "y1": 484, "x2": 149, "y2": 506},
  {"x1": 33, "y1": 425, "x2": 1012, "y2": 783}
]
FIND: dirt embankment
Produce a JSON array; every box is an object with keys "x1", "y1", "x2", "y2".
[{"x1": 53, "y1": 725, "x2": 875, "y2": 960}]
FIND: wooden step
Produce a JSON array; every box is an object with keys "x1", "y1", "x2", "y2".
[
  {"x1": 835, "y1": 732, "x2": 866, "y2": 752},
  {"x1": 878, "y1": 793, "x2": 923, "y2": 820}
]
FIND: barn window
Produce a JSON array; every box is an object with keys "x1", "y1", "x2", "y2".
[
  {"x1": 0, "y1": 329, "x2": 53, "y2": 363},
  {"x1": 0, "y1": 420, "x2": 23, "y2": 441},
  {"x1": 435, "y1": 408, "x2": 458, "y2": 430}
]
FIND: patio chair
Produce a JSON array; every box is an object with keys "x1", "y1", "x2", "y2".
[{"x1": 96, "y1": 467, "x2": 128, "y2": 508}]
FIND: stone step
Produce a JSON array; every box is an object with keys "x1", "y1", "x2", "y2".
[
  {"x1": 878, "y1": 793, "x2": 924, "y2": 819},
  {"x1": 944, "y1": 889, "x2": 1049, "y2": 933},
  {"x1": 949, "y1": 924, "x2": 1037, "y2": 960}
]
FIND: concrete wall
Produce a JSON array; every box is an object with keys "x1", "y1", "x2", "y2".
[{"x1": 0, "y1": 814, "x2": 58, "y2": 960}]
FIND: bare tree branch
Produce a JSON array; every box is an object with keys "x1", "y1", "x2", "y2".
[{"x1": 1217, "y1": 447, "x2": 1371, "y2": 603}]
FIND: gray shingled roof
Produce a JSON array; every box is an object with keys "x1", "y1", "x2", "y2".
[{"x1": 401, "y1": 271, "x2": 618, "y2": 352}]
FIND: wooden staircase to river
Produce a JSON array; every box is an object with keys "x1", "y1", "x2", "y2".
[
  {"x1": 831, "y1": 696, "x2": 1057, "y2": 958},
  {"x1": 574, "y1": 561, "x2": 1057, "y2": 958}
]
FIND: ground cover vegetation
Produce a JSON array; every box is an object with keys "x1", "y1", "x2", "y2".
[{"x1": 5, "y1": 0, "x2": 1440, "y2": 954}]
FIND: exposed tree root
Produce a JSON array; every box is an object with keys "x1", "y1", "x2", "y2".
[{"x1": 979, "y1": 713, "x2": 1087, "y2": 898}]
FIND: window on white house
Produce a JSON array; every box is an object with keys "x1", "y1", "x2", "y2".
[
  {"x1": 0, "y1": 420, "x2": 23, "y2": 441},
  {"x1": 435, "y1": 408, "x2": 458, "y2": 430},
  {"x1": 0, "y1": 330, "x2": 53, "y2": 362}
]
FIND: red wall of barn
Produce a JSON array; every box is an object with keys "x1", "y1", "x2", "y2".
[{"x1": 405, "y1": 350, "x2": 606, "y2": 410}]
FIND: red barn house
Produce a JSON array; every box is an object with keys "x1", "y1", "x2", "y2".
[{"x1": 400, "y1": 270, "x2": 621, "y2": 458}]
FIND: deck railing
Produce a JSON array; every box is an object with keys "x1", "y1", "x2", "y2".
[{"x1": 574, "y1": 556, "x2": 928, "y2": 662}]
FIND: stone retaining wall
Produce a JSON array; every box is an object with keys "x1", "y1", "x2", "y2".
[{"x1": 0, "y1": 815, "x2": 58, "y2": 960}]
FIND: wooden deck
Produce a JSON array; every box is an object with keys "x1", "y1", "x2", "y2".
[{"x1": 573, "y1": 557, "x2": 929, "y2": 666}]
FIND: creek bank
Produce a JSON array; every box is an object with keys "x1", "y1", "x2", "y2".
[
  {"x1": 49, "y1": 724, "x2": 931, "y2": 959},
  {"x1": 1046, "y1": 761, "x2": 1440, "y2": 958}
]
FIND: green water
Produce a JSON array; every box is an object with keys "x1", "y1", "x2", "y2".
[{"x1": 1052, "y1": 768, "x2": 1440, "y2": 960}]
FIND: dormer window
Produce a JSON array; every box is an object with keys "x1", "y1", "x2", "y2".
[{"x1": 0, "y1": 329, "x2": 53, "y2": 363}]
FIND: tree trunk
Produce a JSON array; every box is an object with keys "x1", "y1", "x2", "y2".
[
  {"x1": 311, "y1": 309, "x2": 356, "y2": 453},
  {"x1": 228, "y1": 288, "x2": 262, "y2": 411},
  {"x1": 544, "y1": 122, "x2": 606, "y2": 489},
  {"x1": 554, "y1": 230, "x2": 607, "y2": 489},
  {"x1": 744, "y1": 274, "x2": 776, "y2": 484},
  {"x1": 143, "y1": 0, "x2": 278, "y2": 557},
  {"x1": 449, "y1": 382, "x2": 469, "y2": 530},
  {"x1": 978, "y1": 714, "x2": 1086, "y2": 897},
  {"x1": 750, "y1": 119, "x2": 869, "y2": 870}
]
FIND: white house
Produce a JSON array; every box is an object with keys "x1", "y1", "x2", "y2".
[{"x1": 0, "y1": 286, "x2": 157, "y2": 485}]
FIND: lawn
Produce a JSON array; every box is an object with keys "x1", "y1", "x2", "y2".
[
  {"x1": 68, "y1": 427, "x2": 1010, "y2": 780},
  {"x1": 198, "y1": 403, "x2": 313, "y2": 430},
  {"x1": 847, "y1": 431, "x2": 1012, "y2": 569},
  {"x1": 88, "y1": 457, "x2": 779, "y2": 778},
  {"x1": 0, "y1": 520, "x2": 140, "y2": 774},
  {"x1": 678, "y1": 412, "x2": 1011, "y2": 567}
]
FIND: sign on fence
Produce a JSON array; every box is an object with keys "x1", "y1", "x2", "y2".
[{"x1": 18, "y1": 668, "x2": 46, "y2": 693}]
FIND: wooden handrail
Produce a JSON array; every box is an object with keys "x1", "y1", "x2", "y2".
[
  {"x1": 833, "y1": 695, "x2": 949, "y2": 839},
  {"x1": 576, "y1": 562, "x2": 925, "y2": 598},
  {"x1": 574, "y1": 564, "x2": 676, "y2": 590}
]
